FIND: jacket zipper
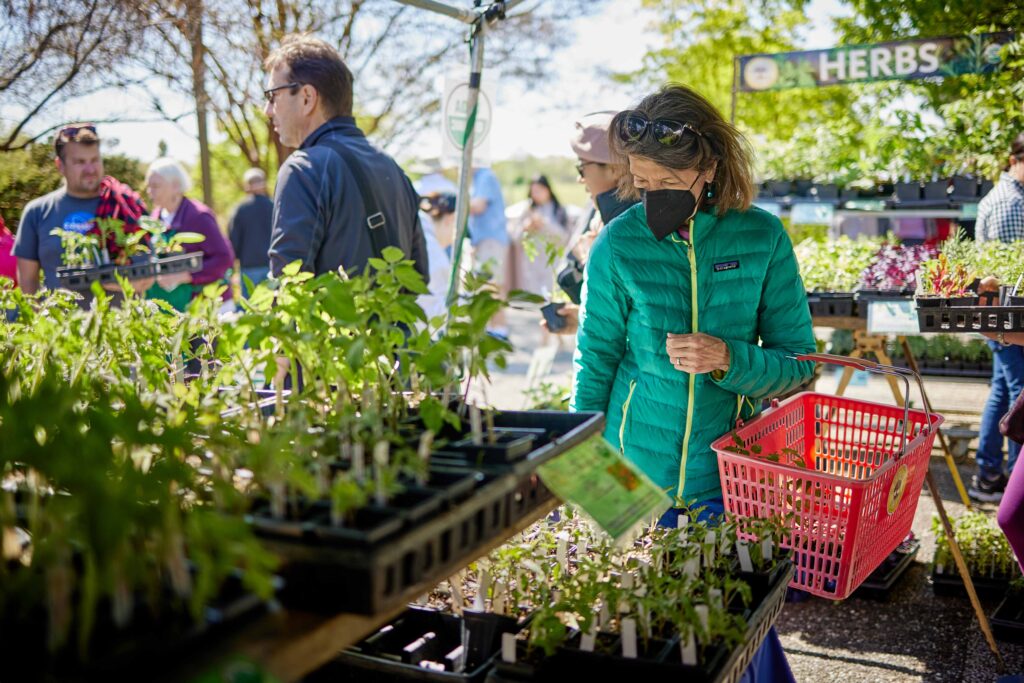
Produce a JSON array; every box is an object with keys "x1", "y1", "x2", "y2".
[
  {"x1": 677, "y1": 236, "x2": 699, "y2": 502},
  {"x1": 619, "y1": 379, "x2": 638, "y2": 454}
]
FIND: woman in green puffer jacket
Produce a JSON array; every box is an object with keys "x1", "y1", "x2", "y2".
[{"x1": 571, "y1": 84, "x2": 816, "y2": 515}]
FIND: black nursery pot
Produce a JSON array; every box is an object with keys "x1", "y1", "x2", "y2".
[
  {"x1": 948, "y1": 295, "x2": 978, "y2": 307},
  {"x1": 462, "y1": 610, "x2": 522, "y2": 666},
  {"x1": 915, "y1": 296, "x2": 942, "y2": 309}
]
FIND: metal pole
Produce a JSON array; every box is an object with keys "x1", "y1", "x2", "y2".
[
  {"x1": 392, "y1": 0, "x2": 476, "y2": 23},
  {"x1": 445, "y1": 19, "x2": 486, "y2": 310}
]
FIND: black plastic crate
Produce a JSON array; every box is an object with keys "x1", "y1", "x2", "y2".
[
  {"x1": 916, "y1": 304, "x2": 1024, "y2": 333},
  {"x1": 807, "y1": 292, "x2": 856, "y2": 318},
  {"x1": 56, "y1": 257, "x2": 158, "y2": 290}
]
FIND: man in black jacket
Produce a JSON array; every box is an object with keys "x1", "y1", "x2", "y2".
[{"x1": 263, "y1": 35, "x2": 427, "y2": 281}]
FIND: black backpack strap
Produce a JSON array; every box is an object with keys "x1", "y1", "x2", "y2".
[{"x1": 317, "y1": 137, "x2": 391, "y2": 261}]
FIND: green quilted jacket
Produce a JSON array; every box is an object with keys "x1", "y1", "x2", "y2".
[{"x1": 570, "y1": 202, "x2": 816, "y2": 504}]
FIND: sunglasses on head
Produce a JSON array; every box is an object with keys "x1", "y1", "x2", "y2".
[
  {"x1": 57, "y1": 124, "x2": 98, "y2": 142},
  {"x1": 618, "y1": 112, "x2": 703, "y2": 147}
]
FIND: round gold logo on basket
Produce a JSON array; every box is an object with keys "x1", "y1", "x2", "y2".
[{"x1": 888, "y1": 464, "x2": 910, "y2": 515}]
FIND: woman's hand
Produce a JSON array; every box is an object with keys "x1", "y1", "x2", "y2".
[
  {"x1": 157, "y1": 271, "x2": 193, "y2": 289},
  {"x1": 540, "y1": 303, "x2": 580, "y2": 335},
  {"x1": 666, "y1": 333, "x2": 730, "y2": 375}
]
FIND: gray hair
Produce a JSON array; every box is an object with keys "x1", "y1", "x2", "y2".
[
  {"x1": 147, "y1": 157, "x2": 192, "y2": 193},
  {"x1": 243, "y1": 167, "x2": 267, "y2": 187}
]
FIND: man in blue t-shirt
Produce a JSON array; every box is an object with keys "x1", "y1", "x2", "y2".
[
  {"x1": 468, "y1": 166, "x2": 510, "y2": 338},
  {"x1": 14, "y1": 123, "x2": 150, "y2": 297}
]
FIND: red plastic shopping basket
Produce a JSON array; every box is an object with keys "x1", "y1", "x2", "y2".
[{"x1": 712, "y1": 353, "x2": 944, "y2": 600}]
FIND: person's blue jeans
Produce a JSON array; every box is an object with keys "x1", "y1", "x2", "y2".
[
  {"x1": 658, "y1": 500, "x2": 796, "y2": 683},
  {"x1": 240, "y1": 266, "x2": 269, "y2": 299},
  {"x1": 977, "y1": 341, "x2": 1024, "y2": 478}
]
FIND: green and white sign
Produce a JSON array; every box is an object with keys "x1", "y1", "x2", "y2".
[
  {"x1": 442, "y1": 73, "x2": 495, "y2": 166},
  {"x1": 739, "y1": 32, "x2": 1015, "y2": 92},
  {"x1": 538, "y1": 435, "x2": 672, "y2": 542}
]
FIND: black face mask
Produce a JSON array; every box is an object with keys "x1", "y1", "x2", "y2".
[{"x1": 642, "y1": 175, "x2": 704, "y2": 241}]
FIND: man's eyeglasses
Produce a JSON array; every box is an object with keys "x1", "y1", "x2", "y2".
[
  {"x1": 618, "y1": 112, "x2": 703, "y2": 147},
  {"x1": 264, "y1": 82, "x2": 301, "y2": 105},
  {"x1": 575, "y1": 161, "x2": 604, "y2": 177}
]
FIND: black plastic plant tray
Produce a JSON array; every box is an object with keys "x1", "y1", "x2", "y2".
[
  {"x1": 252, "y1": 411, "x2": 604, "y2": 615},
  {"x1": 488, "y1": 562, "x2": 793, "y2": 683},
  {"x1": 917, "y1": 304, "x2": 1024, "y2": 333},
  {"x1": 0, "y1": 569, "x2": 281, "y2": 681},
  {"x1": 992, "y1": 591, "x2": 1024, "y2": 643},
  {"x1": 807, "y1": 292, "x2": 856, "y2": 318},
  {"x1": 155, "y1": 251, "x2": 204, "y2": 275},
  {"x1": 930, "y1": 566, "x2": 1016, "y2": 598},
  {"x1": 451, "y1": 432, "x2": 537, "y2": 464},
  {"x1": 856, "y1": 289, "x2": 914, "y2": 317},
  {"x1": 262, "y1": 475, "x2": 514, "y2": 615},
  {"x1": 853, "y1": 537, "x2": 920, "y2": 599},
  {"x1": 311, "y1": 607, "x2": 526, "y2": 682},
  {"x1": 56, "y1": 257, "x2": 158, "y2": 290}
]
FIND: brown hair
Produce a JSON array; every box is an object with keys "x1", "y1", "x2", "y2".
[
  {"x1": 1007, "y1": 132, "x2": 1024, "y2": 171},
  {"x1": 609, "y1": 84, "x2": 755, "y2": 214},
  {"x1": 265, "y1": 34, "x2": 354, "y2": 118}
]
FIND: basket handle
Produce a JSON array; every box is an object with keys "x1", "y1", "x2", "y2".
[{"x1": 793, "y1": 353, "x2": 934, "y2": 459}]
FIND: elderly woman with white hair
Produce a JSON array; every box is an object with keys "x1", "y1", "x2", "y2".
[{"x1": 144, "y1": 157, "x2": 235, "y2": 311}]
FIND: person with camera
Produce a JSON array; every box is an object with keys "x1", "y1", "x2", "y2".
[
  {"x1": 542, "y1": 111, "x2": 637, "y2": 335},
  {"x1": 415, "y1": 172, "x2": 458, "y2": 322}
]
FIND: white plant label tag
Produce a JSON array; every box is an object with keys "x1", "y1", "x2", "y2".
[
  {"x1": 580, "y1": 629, "x2": 596, "y2": 652},
  {"x1": 373, "y1": 441, "x2": 390, "y2": 505},
  {"x1": 352, "y1": 443, "x2": 366, "y2": 482},
  {"x1": 557, "y1": 537, "x2": 568, "y2": 570},
  {"x1": 709, "y1": 588, "x2": 722, "y2": 609},
  {"x1": 704, "y1": 530, "x2": 717, "y2": 568},
  {"x1": 501, "y1": 633, "x2": 517, "y2": 663},
  {"x1": 418, "y1": 430, "x2": 434, "y2": 462},
  {"x1": 621, "y1": 618, "x2": 637, "y2": 658},
  {"x1": 492, "y1": 580, "x2": 506, "y2": 614},
  {"x1": 681, "y1": 632, "x2": 697, "y2": 665},
  {"x1": 684, "y1": 557, "x2": 699, "y2": 579},
  {"x1": 695, "y1": 604, "x2": 709, "y2": 636},
  {"x1": 599, "y1": 600, "x2": 610, "y2": 627},
  {"x1": 470, "y1": 406, "x2": 483, "y2": 445},
  {"x1": 678, "y1": 513, "x2": 688, "y2": 532},
  {"x1": 737, "y1": 540, "x2": 754, "y2": 572},
  {"x1": 474, "y1": 568, "x2": 490, "y2": 612},
  {"x1": 762, "y1": 538, "x2": 774, "y2": 563}
]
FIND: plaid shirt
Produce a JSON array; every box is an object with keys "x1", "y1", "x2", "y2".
[
  {"x1": 976, "y1": 172, "x2": 1024, "y2": 243},
  {"x1": 92, "y1": 175, "x2": 149, "y2": 258}
]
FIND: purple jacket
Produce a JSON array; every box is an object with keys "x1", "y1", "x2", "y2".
[{"x1": 156, "y1": 197, "x2": 234, "y2": 301}]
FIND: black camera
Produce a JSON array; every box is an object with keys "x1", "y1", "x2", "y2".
[{"x1": 419, "y1": 193, "x2": 458, "y2": 217}]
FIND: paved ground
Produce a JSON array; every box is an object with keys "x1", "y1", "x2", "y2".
[{"x1": 480, "y1": 308, "x2": 1022, "y2": 683}]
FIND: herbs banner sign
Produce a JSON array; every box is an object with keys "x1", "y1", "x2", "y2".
[{"x1": 739, "y1": 32, "x2": 1016, "y2": 92}]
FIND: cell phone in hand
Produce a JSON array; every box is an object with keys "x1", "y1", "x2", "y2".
[{"x1": 541, "y1": 302, "x2": 567, "y2": 332}]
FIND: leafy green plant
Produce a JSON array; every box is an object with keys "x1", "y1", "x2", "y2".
[
  {"x1": 49, "y1": 228, "x2": 100, "y2": 267},
  {"x1": 932, "y1": 511, "x2": 1019, "y2": 580}
]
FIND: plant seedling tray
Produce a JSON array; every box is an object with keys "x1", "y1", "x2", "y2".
[
  {"x1": 56, "y1": 257, "x2": 158, "y2": 290},
  {"x1": 1, "y1": 569, "x2": 281, "y2": 680},
  {"x1": 488, "y1": 562, "x2": 793, "y2": 683},
  {"x1": 930, "y1": 565, "x2": 1016, "y2": 599},
  {"x1": 807, "y1": 292, "x2": 856, "y2": 318},
  {"x1": 155, "y1": 251, "x2": 204, "y2": 274},
  {"x1": 313, "y1": 607, "x2": 526, "y2": 682},
  {"x1": 992, "y1": 591, "x2": 1024, "y2": 644},
  {"x1": 853, "y1": 536, "x2": 920, "y2": 600},
  {"x1": 249, "y1": 411, "x2": 604, "y2": 615},
  {"x1": 856, "y1": 289, "x2": 914, "y2": 317},
  {"x1": 916, "y1": 302, "x2": 1024, "y2": 333}
]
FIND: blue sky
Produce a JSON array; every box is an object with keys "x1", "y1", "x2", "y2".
[{"x1": 2, "y1": 0, "x2": 849, "y2": 165}]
